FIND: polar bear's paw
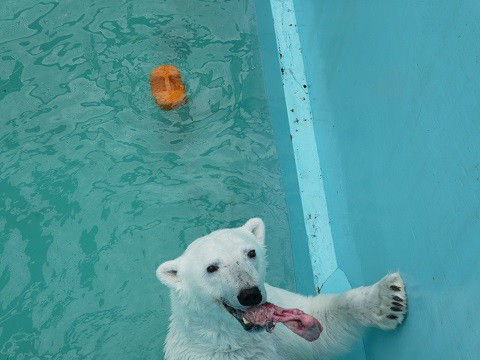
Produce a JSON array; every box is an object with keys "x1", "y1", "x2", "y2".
[{"x1": 370, "y1": 272, "x2": 408, "y2": 330}]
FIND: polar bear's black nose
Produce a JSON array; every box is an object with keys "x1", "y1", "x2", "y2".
[{"x1": 237, "y1": 286, "x2": 262, "y2": 306}]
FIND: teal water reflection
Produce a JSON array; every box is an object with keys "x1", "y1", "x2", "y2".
[{"x1": 0, "y1": 0, "x2": 294, "y2": 358}]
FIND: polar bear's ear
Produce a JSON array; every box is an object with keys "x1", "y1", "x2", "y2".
[
  {"x1": 156, "y1": 259, "x2": 181, "y2": 288},
  {"x1": 243, "y1": 218, "x2": 265, "y2": 245}
]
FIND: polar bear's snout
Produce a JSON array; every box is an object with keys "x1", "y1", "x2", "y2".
[{"x1": 237, "y1": 286, "x2": 263, "y2": 306}]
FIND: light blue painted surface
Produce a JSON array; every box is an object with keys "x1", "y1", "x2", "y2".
[
  {"x1": 254, "y1": 0, "x2": 316, "y2": 295},
  {"x1": 293, "y1": 0, "x2": 480, "y2": 359},
  {"x1": 267, "y1": 0, "x2": 338, "y2": 292}
]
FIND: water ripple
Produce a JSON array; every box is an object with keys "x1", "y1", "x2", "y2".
[{"x1": 0, "y1": 0, "x2": 294, "y2": 358}]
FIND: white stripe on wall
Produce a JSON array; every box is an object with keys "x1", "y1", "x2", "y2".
[{"x1": 270, "y1": 0, "x2": 338, "y2": 289}]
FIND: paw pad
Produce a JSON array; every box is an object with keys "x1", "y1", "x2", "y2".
[{"x1": 374, "y1": 273, "x2": 408, "y2": 330}]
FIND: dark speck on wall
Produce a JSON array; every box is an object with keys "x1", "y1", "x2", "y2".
[
  {"x1": 289, "y1": 134, "x2": 292, "y2": 141},
  {"x1": 281, "y1": 67, "x2": 285, "y2": 75},
  {"x1": 303, "y1": 84, "x2": 307, "y2": 88},
  {"x1": 290, "y1": 108, "x2": 294, "y2": 112}
]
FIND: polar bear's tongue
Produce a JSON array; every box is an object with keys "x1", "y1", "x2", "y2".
[{"x1": 243, "y1": 302, "x2": 322, "y2": 342}]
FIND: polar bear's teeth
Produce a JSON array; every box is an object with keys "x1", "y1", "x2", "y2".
[{"x1": 242, "y1": 317, "x2": 250, "y2": 324}]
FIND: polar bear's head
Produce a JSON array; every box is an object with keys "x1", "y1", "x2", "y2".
[{"x1": 156, "y1": 218, "x2": 268, "y2": 330}]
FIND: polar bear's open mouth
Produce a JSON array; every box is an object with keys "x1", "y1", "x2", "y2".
[
  {"x1": 222, "y1": 301, "x2": 323, "y2": 341},
  {"x1": 223, "y1": 302, "x2": 266, "y2": 332}
]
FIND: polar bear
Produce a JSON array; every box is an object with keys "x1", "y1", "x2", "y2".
[{"x1": 156, "y1": 218, "x2": 407, "y2": 360}]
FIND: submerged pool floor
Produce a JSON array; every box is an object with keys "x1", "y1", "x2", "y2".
[{"x1": 0, "y1": 0, "x2": 295, "y2": 358}]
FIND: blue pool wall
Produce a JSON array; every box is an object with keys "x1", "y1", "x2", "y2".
[
  {"x1": 254, "y1": 0, "x2": 316, "y2": 296},
  {"x1": 293, "y1": 1, "x2": 480, "y2": 359},
  {"x1": 257, "y1": 0, "x2": 480, "y2": 359}
]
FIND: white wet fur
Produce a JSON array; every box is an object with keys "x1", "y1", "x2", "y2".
[{"x1": 156, "y1": 218, "x2": 407, "y2": 360}]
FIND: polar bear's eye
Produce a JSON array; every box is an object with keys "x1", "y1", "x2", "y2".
[
  {"x1": 207, "y1": 265, "x2": 219, "y2": 273},
  {"x1": 247, "y1": 250, "x2": 256, "y2": 259}
]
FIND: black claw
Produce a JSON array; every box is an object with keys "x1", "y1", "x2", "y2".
[
  {"x1": 390, "y1": 285, "x2": 401, "y2": 292},
  {"x1": 392, "y1": 295, "x2": 403, "y2": 302},
  {"x1": 391, "y1": 306, "x2": 403, "y2": 312},
  {"x1": 387, "y1": 314, "x2": 398, "y2": 320},
  {"x1": 392, "y1": 302, "x2": 404, "y2": 307}
]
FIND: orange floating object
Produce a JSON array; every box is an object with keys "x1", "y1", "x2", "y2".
[{"x1": 150, "y1": 65, "x2": 188, "y2": 110}]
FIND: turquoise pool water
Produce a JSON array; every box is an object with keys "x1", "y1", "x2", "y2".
[{"x1": 0, "y1": 0, "x2": 295, "y2": 358}]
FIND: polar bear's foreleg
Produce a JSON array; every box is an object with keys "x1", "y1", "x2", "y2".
[
  {"x1": 268, "y1": 273, "x2": 407, "y2": 359},
  {"x1": 308, "y1": 272, "x2": 408, "y2": 357}
]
